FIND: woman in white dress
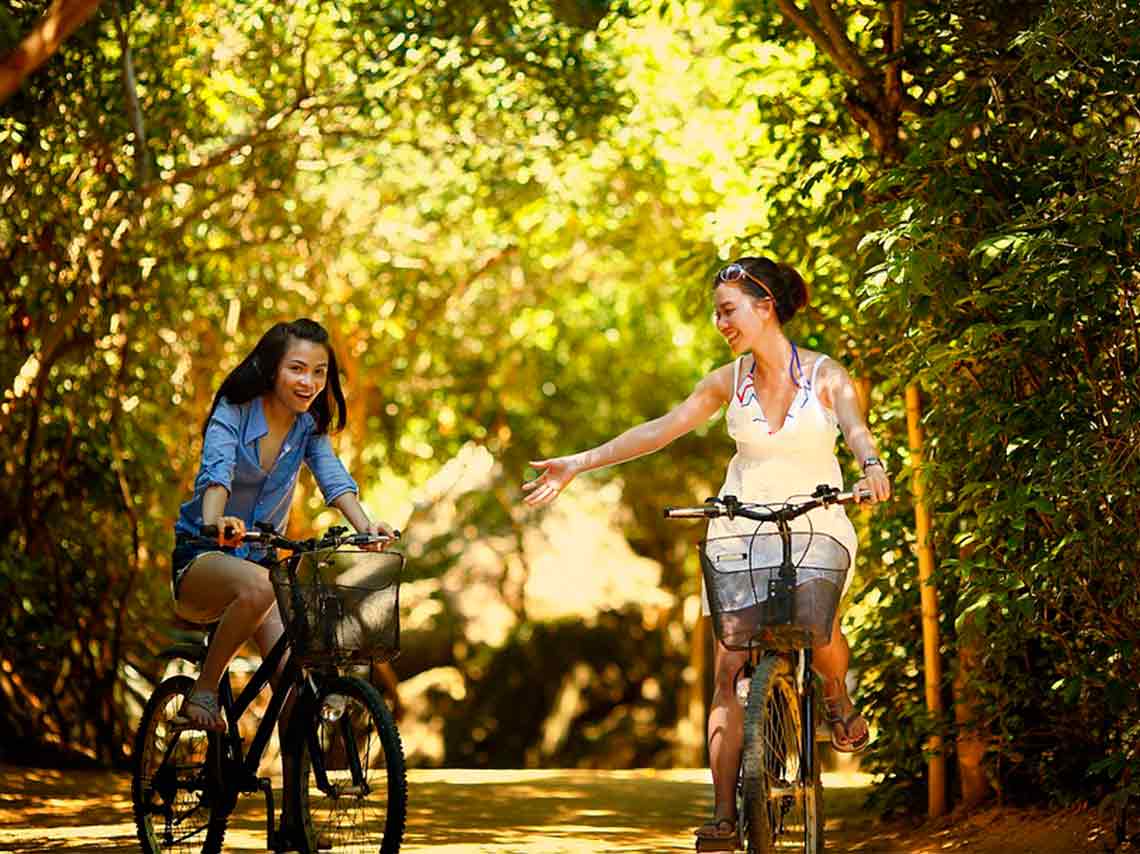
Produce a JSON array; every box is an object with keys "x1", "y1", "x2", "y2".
[{"x1": 523, "y1": 257, "x2": 891, "y2": 848}]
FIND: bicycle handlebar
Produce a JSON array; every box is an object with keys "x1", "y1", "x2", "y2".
[
  {"x1": 663, "y1": 484, "x2": 871, "y2": 523},
  {"x1": 194, "y1": 524, "x2": 401, "y2": 551}
]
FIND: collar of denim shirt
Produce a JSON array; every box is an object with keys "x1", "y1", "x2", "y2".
[{"x1": 242, "y1": 395, "x2": 317, "y2": 449}]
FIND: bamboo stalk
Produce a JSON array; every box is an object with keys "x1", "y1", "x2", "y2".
[
  {"x1": 681, "y1": 611, "x2": 709, "y2": 766},
  {"x1": 906, "y1": 383, "x2": 947, "y2": 818}
]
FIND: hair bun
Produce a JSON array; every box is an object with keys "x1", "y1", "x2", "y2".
[{"x1": 776, "y1": 262, "x2": 809, "y2": 316}]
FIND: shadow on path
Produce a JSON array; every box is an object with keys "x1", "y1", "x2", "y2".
[{"x1": 0, "y1": 764, "x2": 1105, "y2": 853}]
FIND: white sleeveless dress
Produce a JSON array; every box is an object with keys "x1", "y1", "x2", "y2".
[{"x1": 701, "y1": 352, "x2": 859, "y2": 615}]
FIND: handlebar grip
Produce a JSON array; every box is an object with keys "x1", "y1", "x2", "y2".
[
  {"x1": 198, "y1": 524, "x2": 258, "y2": 544},
  {"x1": 664, "y1": 507, "x2": 713, "y2": 519}
]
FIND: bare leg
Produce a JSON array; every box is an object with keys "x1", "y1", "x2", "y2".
[
  {"x1": 812, "y1": 613, "x2": 868, "y2": 747},
  {"x1": 371, "y1": 662, "x2": 403, "y2": 720},
  {"x1": 174, "y1": 553, "x2": 277, "y2": 727},
  {"x1": 708, "y1": 641, "x2": 749, "y2": 823}
]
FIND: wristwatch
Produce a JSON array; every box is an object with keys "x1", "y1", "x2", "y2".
[{"x1": 862, "y1": 456, "x2": 884, "y2": 472}]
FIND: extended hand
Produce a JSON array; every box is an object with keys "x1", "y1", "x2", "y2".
[{"x1": 522, "y1": 456, "x2": 580, "y2": 507}]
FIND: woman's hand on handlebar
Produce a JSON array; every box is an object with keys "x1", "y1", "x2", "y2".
[
  {"x1": 854, "y1": 465, "x2": 891, "y2": 505},
  {"x1": 359, "y1": 520, "x2": 397, "y2": 552},
  {"x1": 214, "y1": 515, "x2": 246, "y2": 547}
]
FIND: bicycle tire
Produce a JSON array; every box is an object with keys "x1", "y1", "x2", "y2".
[
  {"x1": 132, "y1": 675, "x2": 228, "y2": 854},
  {"x1": 740, "y1": 657, "x2": 824, "y2": 853},
  {"x1": 288, "y1": 674, "x2": 407, "y2": 854}
]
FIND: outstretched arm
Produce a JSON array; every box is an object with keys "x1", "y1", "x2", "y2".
[
  {"x1": 821, "y1": 360, "x2": 891, "y2": 504},
  {"x1": 522, "y1": 366, "x2": 733, "y2": 507}
]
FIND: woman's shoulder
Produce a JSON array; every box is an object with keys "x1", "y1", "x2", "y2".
[
  {"x1": 797, "y1": 348, "x2": 847, "y2": 379},
  {"x1": 692, "y1": 359, "x2": 739, "y2": 404}
]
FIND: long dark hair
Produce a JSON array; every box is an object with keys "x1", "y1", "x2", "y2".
[{"x1": 201, "y1": 318, "x2": 347, "y2": 436}]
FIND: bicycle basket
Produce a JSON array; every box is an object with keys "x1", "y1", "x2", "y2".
[
  {"x1": 271, "y1": 548, "x2": 403, "y2": 665},
  {"x1": 701, "y1": 531, "x2": 850, "y2": 651}
]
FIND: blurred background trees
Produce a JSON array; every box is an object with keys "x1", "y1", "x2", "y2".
[{"x1": 2, "y1": 0, "x2": 1137, "y2": 819}]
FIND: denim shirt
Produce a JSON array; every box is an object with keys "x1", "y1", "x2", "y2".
[{"x1": 174, "y1": 396, "x2": 358, "y2": 560}]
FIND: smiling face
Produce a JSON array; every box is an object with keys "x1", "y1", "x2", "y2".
[
  {"x1": 713, "y1": 282, "x2": 772, "y2": 354},
  {"x1": 272, "y1": 337, "x2": 329, "y2": 415}
]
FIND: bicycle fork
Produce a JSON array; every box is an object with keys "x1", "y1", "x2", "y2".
[{"x1": 798, "y1": 648, "x2": 815, "y2": 788}]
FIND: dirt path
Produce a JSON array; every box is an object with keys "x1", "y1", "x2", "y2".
[{"x1": 0, "y1": 765, "x2": 1108, "y2": 853}]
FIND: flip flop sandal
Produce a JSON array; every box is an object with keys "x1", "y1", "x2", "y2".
[
  {"x1": 170, "y1": 690, "x2": 226, "y2": 733},
  {"x1": 824, "y1": 698, "x2": 871, "y2": 754},
  {"x1": 695, "y1": 817, "x2": 738, "y2": 851}
]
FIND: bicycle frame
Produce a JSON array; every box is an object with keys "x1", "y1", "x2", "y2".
[
  {"x1": 155, "y1": 547, "x2": 369, "y2": 827},
  {"x1": 217, "y1": 626, "x2": 308, "y2": 787},
  {"x1": 665, "y1": 486, "x2": 864, "y2": 820},
  {"x1": 741, "y1": 510, "x2": 817, "y2": 793},
  {"x1": 139, "y1": 524, "x2": 402, "y2": 854},
  {"x1": 776, "y1": 514, "x2": 818, "y2": 794}
]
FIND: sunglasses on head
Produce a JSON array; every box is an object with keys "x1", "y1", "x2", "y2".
[{"x1": 716, "y1": 263, "x2": 776, "y2": 303}]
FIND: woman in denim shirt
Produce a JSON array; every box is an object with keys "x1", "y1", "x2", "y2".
[{"x1": 170, "y1": 318, "x2": 394, "y2": 732}]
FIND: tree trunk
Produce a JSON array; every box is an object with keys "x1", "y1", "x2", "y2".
[
  {"x1": 0, "y1": 0, "x2": 103, "y2": 104},
  {"x1": 906, "y1": 383, "x2": 948, "y2": 818},
  {"x1": 677, "y1": 612, "x2": 709, "y2": 766},
  {"x1": 953, "y1": 581, "x2": 991, "y2": 808}
]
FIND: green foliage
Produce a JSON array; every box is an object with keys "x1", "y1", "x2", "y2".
[
  {"x1": 0, "y1": 0, "x2": 633, "y2": 763},
  {"x1": 4, "y1": 0, "x2": 1137, "y2": 813},
  {"x1": 707, "y1": 0, "x2": 1140, "y2": 811},
  {"x1": 850, "y1": 0, "x2": 1140, "y2": 809}
]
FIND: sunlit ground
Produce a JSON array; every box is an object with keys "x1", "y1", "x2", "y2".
[
  {"x1": 0, "y1": 765, "x2": 1104, "y2": 853},
  {"x1": 0, "y1": 765, "x2": 867, "y2": 853}
]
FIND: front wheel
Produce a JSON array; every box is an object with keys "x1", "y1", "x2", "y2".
[
  {"x1": 289, "y1": 674, "x2": 407, "y2": 854},
  {"x1": 740, "y1": 657, "x2": 824, "y2": 853},
  {"x1": 132, "y1": 674, "x2": 228, "y2": 854}
]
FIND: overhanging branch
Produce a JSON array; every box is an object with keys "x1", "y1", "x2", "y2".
[
  {"x1": 0, "y1": 0, "x2": 102, "y2": 104},
  {"x1": 113, "y1": 5, "x2": 149, "y2": 185}
]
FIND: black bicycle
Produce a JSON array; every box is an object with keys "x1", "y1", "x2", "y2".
[
  {"x1": 131, "y1": 524, "x2": 407, "y2": 854},
  {"x1": 665, "y1": 484, "x2": 863, "y2": 854}
]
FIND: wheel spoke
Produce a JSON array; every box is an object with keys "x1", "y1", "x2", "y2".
[
  {"x1": 132, "y1": 676, "x2": 227, "y2": 854},
  {"x1": 292, "y1": 676, "x2": 405, "y2": 854},
  {"x1": 741, "y1": 659, "x2": 823, "y2": 853}
]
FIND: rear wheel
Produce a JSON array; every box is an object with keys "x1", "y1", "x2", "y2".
[
  {"x1": 289, "y1": 674, "x2": 407, "y2": 854},
  {"x1": 740, "y1": 657, "x2": 824, "y2": 853},
  {"x1": 132, "y1": 675, "x2": 227, "y2": 854}
]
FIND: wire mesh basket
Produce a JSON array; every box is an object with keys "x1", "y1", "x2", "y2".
[
  {"x1": 271, "y1": 548, "x2": 403, "y2": 665},
  {"x1": 701, "y1": 531, "x2": 850, "y2": 651}
]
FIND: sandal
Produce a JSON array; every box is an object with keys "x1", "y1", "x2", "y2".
[
  {"x1": 170, "y1": 690, "x2": 226, "y2": 733},
  {"x1": 823, "y1": 696, "x2": 871, "y2": 754},
  {"x1": 695, "y1": 817, "x2": 738, "y2": 851}
]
